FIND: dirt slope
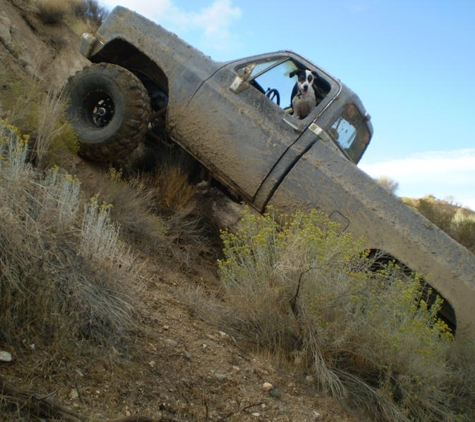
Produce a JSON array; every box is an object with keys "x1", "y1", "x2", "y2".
[
  {"x1": 0, "y1": 0, "x2": 88, "y2": 89},
  {"x1": 0, "y1": 1, "x2": 359, "y2": 420}
]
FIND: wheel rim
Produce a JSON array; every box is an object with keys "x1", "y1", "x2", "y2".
[{"x1": 85, "y1": 92, "x2": 115, "y2": 128}]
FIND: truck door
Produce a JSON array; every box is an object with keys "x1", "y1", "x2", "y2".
[{"x1": 178, "y1": 54, "x2": 333, "y2": 209}]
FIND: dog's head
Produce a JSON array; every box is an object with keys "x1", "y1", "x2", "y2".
[{"x1": 289, "y1": 69, "x2": 318, "y2": 96}]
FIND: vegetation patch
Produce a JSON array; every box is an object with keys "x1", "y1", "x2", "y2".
[
  {"x1": 405, "y1": 195, "x2": 475, "y2": 254},
  {"x1": 35, "y1": 0, "x2": 107, "y2": 27},
  {"x1": 1, "y1": 2, "x2": 475, "y2": 420},
  {"x1": 183, "y1": 208, "x2": 475, "y2": 421},
  {"x1": 0, "y1": 120, "x2": 137, "y2": 354}
]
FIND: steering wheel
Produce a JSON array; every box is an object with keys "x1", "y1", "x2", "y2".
[{"x1": 265, "y1": 88, "x2": 280, "y2": 106}]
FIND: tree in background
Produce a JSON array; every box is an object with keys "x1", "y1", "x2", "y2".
[
  {"x1": 376, "y1": 175, "x2": 399, "y2": 194},
  {"x1": 405, "y1": 195, "x2": 475, "y2": 254}
]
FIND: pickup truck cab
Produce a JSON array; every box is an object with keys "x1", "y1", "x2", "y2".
[{"x1": 66, "y1": 6, "x2": 475, "y2": 340}]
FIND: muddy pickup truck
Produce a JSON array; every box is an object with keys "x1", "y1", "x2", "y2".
[{"x1": 65, "y1": 6, "x2": 475, "y2": 339}]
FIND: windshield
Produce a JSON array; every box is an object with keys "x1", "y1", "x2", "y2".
[{"x1": 330, "y1": 104, "x2": 370, "y2": 163}]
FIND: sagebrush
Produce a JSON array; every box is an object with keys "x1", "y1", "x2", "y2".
[
  {"x1": 201, "y1": 208, "x2": 475, "y2": 421},
  {"x1": 0, "y1": 120, "x2": 137, "y2": 351}
]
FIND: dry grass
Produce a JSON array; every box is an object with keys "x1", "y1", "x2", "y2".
[
  {"x1": 72, "y1": 148, "x2": 220, "y2": 272},
  {"x1": 0, "y1": 62, "x2": 78, "y2": 168},
  {"x1": 35, "y1": 0, "x2": 72, "y2": 24},
  {"x1": 35, "y1": 0, "x2": 108, "y2": 28},
  {"x1": 376, "y1": 175, "x2": 399, "y2": 194},
  {"x1": 129, "y1": 144, "x2": 222, "y2": 269},
  {"x1": 78, "y1": 167, "x2": 169, "y2": 254},
  {"x1": 35, "y1": 87, "x2": 74, "y2": 168},
  {"x1": 2, "y1": 6, "x2": 475, "y2": 419},
  {"x1": 70, "y1": 0, "x2": 108, "y2": 24},
  {"x1": 135, "y1": 144, "x2": 201, "y2": 216},
  {"x1": 0, "y1": 14, "x2": 148, "y2": 359},
  {"x1": 0, "y1": 121, "x2": 137, "y2": 354},
  {"x1": 68, "y1": 0, "x2": 109, "y2": 35},
  {"x1": 0, "y1": 65, "x2": 39, "y2": 131}
]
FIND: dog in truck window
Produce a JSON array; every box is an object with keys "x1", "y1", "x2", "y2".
[{"x1": 289, "y1": 69, "x2": 319, "y2": 119}]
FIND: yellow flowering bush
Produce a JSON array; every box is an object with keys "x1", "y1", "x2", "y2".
[{"x1": 218, "y1": 207, "x2": 460, "y2": 421}]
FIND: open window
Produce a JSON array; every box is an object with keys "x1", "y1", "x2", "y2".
[{"x1": 233, "y1": 58, "x2": 331, "y2": 118}]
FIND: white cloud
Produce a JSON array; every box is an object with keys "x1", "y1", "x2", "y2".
[
  {"x1": 360, "y1": 149, "x2": 475, "y2": 210},
  {"x1": 100, "y1": 0, "x2": 172, "y2": 19},
  {"x1": 165, "y1": 0, "x2": 242, "y2": 53},
  {"x1": 175, "y1": 0, "x2": 241, "y2": 35},
  {"x1": 99, "y1": 0, "x2": 242, "y2": 54}
]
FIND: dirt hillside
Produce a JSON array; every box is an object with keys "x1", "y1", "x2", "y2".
[{"x1": 0, "y1": 1, "x2": 359, "y2": 421}]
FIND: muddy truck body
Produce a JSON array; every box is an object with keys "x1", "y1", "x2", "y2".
[{"x1": 65, "y1": 6, "x2": 475, "y2": 339}]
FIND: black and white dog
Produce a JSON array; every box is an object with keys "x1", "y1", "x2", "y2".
[{"x1": 289, "y1": 69, "x2": 319, "y2": 119}]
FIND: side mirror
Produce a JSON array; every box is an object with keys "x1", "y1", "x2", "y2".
[
  {"x1": 230, "y1": 76, "x2": 250, "y2": 94},
  {"x1": 230, "y1": 63, "x2": 256, "y2": 93}
]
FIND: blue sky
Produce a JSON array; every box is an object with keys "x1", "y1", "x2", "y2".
[{"x1": 98, "y1": 0, "x2": 475, "y2": 210}]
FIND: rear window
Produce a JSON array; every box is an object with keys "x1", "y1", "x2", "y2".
[{"x1": 330, "y1": 104, "x2": 370, "y2": 163}]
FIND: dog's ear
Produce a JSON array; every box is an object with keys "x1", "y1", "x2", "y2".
[
  {"x1": 311, "y1": 70, "x2": 319, "y2": 79},
  {"x1": 289, "y1": 69, "x2": 300, "y2": 78}
]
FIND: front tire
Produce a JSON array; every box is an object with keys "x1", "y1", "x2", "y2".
[{"x1": 66, "y1": 63, "x2": 151, "y2": 162}]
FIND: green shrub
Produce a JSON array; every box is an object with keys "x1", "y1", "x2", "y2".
[
  {"x1": 216, "y1": 208, "x2": 473, "y2": 421},
  {"x1": 406, "y1": 196, "x2": 475, "y2": 254},
  {"x1": 451, "y1": 210, "x2": 475, "y2": 253}
]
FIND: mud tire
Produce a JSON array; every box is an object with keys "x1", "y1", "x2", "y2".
[{"x1": 66, "y1": 63, "x2": 151, "y2": 162}]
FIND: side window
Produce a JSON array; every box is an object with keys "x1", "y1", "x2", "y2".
[
  {"x1": 251, "y1": 60, "x2": 299, "y2": 110},
  {"x1": 236, "y1": 59, "x2": 331, "y2": 118},
  {"x1": 331, "y1": 104, "x2": 370, "y2": 163}
]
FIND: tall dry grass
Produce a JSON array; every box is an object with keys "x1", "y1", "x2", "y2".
[
  {"x1": 130, "y1": 143, "x2": 222, "y2": 268},
  {"x1": 34, "y1": 87, "x2": 73, "y2": 168},
  {"x1": 80, "y1": 167, "x2": 168, "y2": 253},
  {"x1": 0, "y1": 62, "x2": 78, "y2": 169}
]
